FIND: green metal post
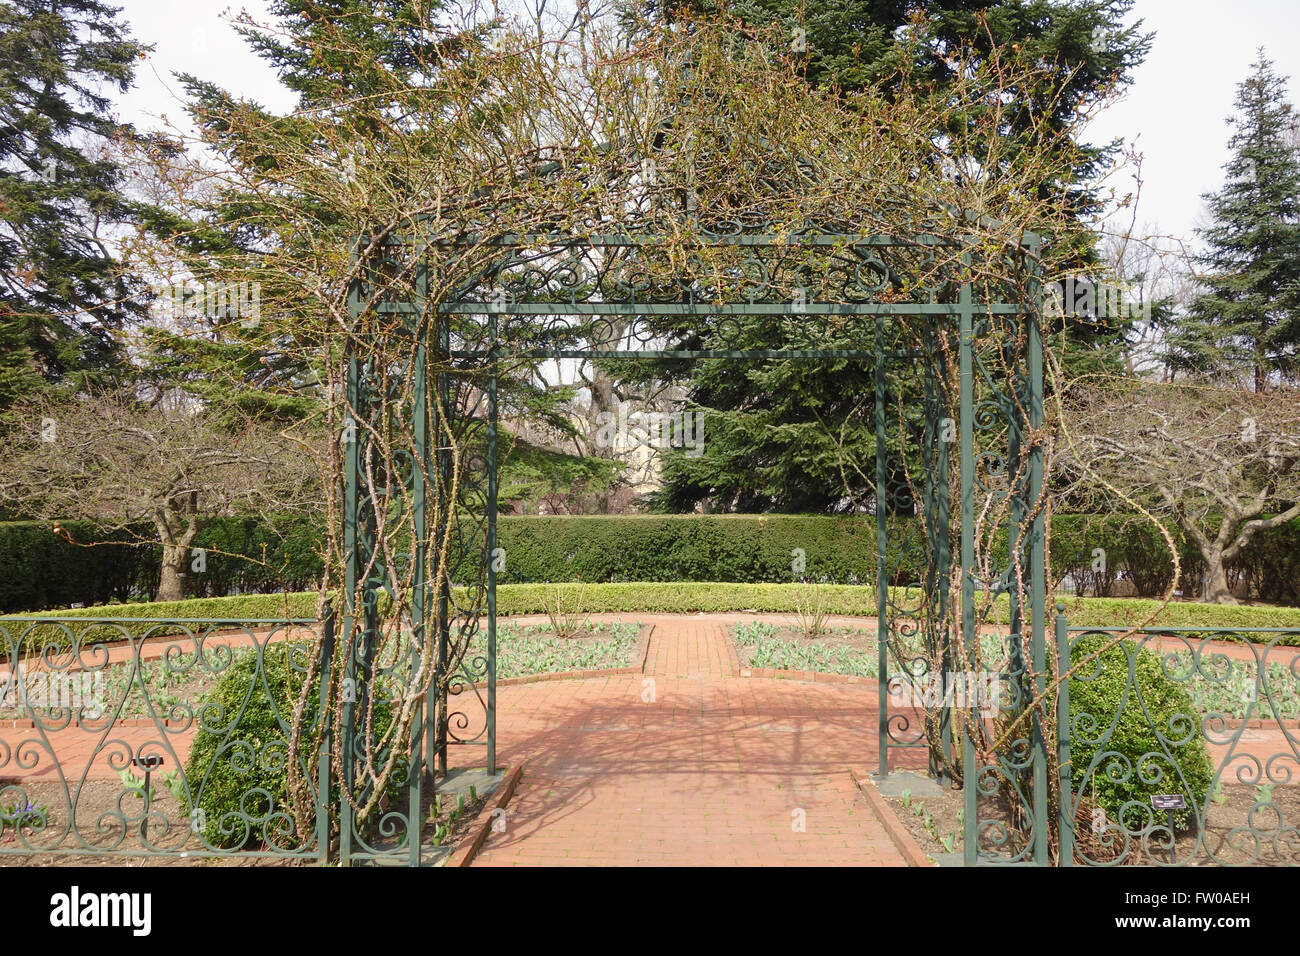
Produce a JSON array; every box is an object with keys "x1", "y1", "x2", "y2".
[
  {"x1": 408, "y1": 276, "x2": 428, "y2": 866},
  {"x1": 923, "y1": 319, "x2": 953, "y2": 778},
  {"x1": 425, "y1": 314, "x2": 441, "y2": 778},
  {"x1": 435, "y1": 320, "x2": 452, "y2": 775},
  {"x1": 340, "y1": 263, "x2": 363, "y2": 866},
  {"x1": 1027, "y1": 237, "x2": 1048, "y2": 866},
  {"x1": 487, "y1": 309, "x2": 498, "y2": 776},
  {"x1": 316, "y1": 605, "x2": 335, "y2": 865},
  {"x1": 959, "y1": 265, "x2": 978, "y2": 867},
  {"x1": 1056, "y1": 604, "x2": 1073, "y2": 865},
  {"x1": 875, "y1": 314, "x2": 889, "y2": 778}
]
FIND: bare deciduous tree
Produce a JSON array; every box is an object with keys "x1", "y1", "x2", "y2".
[
  {"x1": 0, "y1": 390, "x2": 319, "y2": 602},
  {"x1": 1059, "y1": 378, "x2": 1300, "y2": 603}
]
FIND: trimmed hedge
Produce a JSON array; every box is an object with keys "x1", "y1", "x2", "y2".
[
  {"x1": 0, "y1": 520, "x2": 155, "y2": 613},
  {"x1": 0, "y1": 517, "x2": 324, "y2": 613},
  {"x1": 9, "y1": 584, "x2": 1300, "y2": 639},
  {"x1": 4, "y1": 512, "x2": 1300, "y2": 613},
  {"x1": 495, "y1": 514, "x2": 884, "y2": 585}
]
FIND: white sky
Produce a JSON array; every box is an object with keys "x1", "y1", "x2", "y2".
[{"x1": 109, "y1": 0, "x2": 1300, "y2": 252}]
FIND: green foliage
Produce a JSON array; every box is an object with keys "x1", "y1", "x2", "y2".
[
  {"x1": 184, "y1": 643, "x2": 323, "y2": 849},
  {"x1": 1068, "y1": 635, "x2": 1214, "y2": 831},
  {"x1": 0, "y1": 0, "x2": 169, "y2": 411},
  {"x1": 492, "y1": 620, "x2": 640, "y2": 678},
  {"x1": 0, "y1": 520, "x2": 156, "y2": 613},
  {"x1": 0, "y1": 516, "x2": 323, "y2": 613},
  {"x1": 182, "y1": 515, "x2": 325, "y2": 598},
  {"x1": 496, "y1": 514, "x2": 883, "y2": 584},
  {"x1": 1170, "y1": 54, "x2": 1300, "y2": 387},
  {"x1": 11, "y1": 582, "x2": 1300, "y2": 642},
  {"x1": 0, "y1": 798, "x2": 47, "y2": 831},
  {"x1": 6, "y1": 510, "x2": 1298, "y2": 613},
  {"x1": 624, "y1": 0, "x2": 1153, "y2": 513},
  {"x1": 184, "y1": 640, "x2": 404, "y2": 850}
]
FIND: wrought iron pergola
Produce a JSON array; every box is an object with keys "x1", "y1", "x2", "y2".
[{"x1": 339, "y1": 211, "x2": 1050, "y2": 865}]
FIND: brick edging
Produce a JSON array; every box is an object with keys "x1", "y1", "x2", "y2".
[
  {"x1": 849, "y1": 768, "x2": 935, "y2": 867},
  {"x1": 448, "y1": 763, "x2": 524, "y2": 867},
  {"x1": 495, "y1": 623, "x2": 654, "y2": 686}
]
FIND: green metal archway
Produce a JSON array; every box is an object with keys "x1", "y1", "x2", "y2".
[{"x1": 339, "y1": 218, "x2": 1051, "y2": 865}]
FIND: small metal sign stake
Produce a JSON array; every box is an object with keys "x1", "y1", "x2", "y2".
[
  {"x1": 1150, "y1": 793, "x2": 1186, "y2": 864},
  {"x1": 133, "y1": 754, "x2": 164, "y2": 840}
]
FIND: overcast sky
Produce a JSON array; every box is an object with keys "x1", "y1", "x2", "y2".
[{"x1": 109, "y1": 0, "x2": 1300, "y2": 251}]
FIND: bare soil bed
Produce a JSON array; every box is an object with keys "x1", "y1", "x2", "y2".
[{"x1": 884, "y1": 780, "x2": 1300, "y2": 866}]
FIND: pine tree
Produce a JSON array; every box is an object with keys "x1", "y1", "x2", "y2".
[
  {"x1": 0, "y1": 0, "x2": 157, "y2": 411},
  {"x1": 1172, "y1": 52, "x2": 1300, "y2": 392},
  {"x1": 626, "y1": 0, "x2": 1152, "y2": 512}
]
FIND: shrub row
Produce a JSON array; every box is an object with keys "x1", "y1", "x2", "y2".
[
  {"x1": 4, "y1": 512, "x2": 1299, "y2": 613},
  {"x1": 9, "y1": 584, "x2": 1300, "y2": 639},
  {"x1": 0, "y1": 517, "x2": 324, "y2": 613}
]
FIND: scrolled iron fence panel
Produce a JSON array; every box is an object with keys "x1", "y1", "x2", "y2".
[
  {"x1": 0, "y1": 616, "x2": 330, "y2": 861},
  {"x1": 1062, "y1": 625, "x2": 1300, "y2": 867}
]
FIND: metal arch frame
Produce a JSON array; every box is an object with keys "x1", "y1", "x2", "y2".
[{"x1": 341, "y1": 224, "x2": 1048, "y2": 865}]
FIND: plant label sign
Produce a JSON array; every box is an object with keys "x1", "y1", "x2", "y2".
[{"x1": 1150, "y1": 794, "x2": 1186, "y2": 810}]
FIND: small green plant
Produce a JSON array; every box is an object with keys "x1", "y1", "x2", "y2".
[
  {"x1": 469, "y1": 785, "x2": 477, "y2": 802},
  {"x1": 939, "y1": 833, "x2": 956, "y2": 853},
  {"x1": 1255, "y1": 782, "x2": 1275, "y2": 804},
  {"x1": 0, "y1": 800, "x2": 48, "y2": 830},
  {"x1": 1069, "y1": 634, "x2": 1214, "y2": 831},
  {"x1": 116, "y1": 768, "x2": 157, "y2": 802},
  {"x1": 900, "y1": 789, "x2": 912, "y2": 808},
  {"x1": 793, "y1": 579, "x2": 831, "y2": 638},
  {"x1": 1211, "y1": 783, "x2": 1228, "y2": 806},
  {"x1": 185, "y1": 642, "x2": 402, "y2": 849},
  {"x1": 161, "y1": 769, "x2": 187, "y2": 804},
  {"x1": 542, "y1": 579, "x2": 591, "y2": 639}
]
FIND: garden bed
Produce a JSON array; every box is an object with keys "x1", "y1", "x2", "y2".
[{"x1": 882, "y1": 778, "x2": 1300, "y2": 866}]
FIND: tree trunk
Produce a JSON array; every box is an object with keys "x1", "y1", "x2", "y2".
[
  {"x1": 1202, "y1": 547, "x2": 1237, "y2": 604},
  {"x1": 152, "y1": 497, "x2": 203, "y2": 603},
  {"x1": 156, "y1": 543, "x2": 189, "y2": 603}
]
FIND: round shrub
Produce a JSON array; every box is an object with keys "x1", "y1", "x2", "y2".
[
  {"x1": 1068, "y1": 634, "x2": 1214, "y2": 832},
  {"x1": 184, "y1": 642, "x2": 400, "y2": 850}
]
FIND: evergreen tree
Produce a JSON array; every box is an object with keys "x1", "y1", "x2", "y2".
[
  {"x1": 627, "y1": 0, "x2": 1151, "y2": 512},
  {"x1": 0, "y1": 0, "x2": 159, "y2": 411},
  {"x1": 1171, "y1": 52, "x2": 1300, "y2": 391},
  {"x1": 161, "y1": 1, "x2": 615, "y2": 495}
]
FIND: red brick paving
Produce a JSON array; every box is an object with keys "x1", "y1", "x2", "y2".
[{"x1": 467, "y1": 614, "x2": 922, "y2": 866}]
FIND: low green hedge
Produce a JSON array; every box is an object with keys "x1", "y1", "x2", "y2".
[{"x1": 8, "y1": 584, "x2": 1300, "y2": 638}]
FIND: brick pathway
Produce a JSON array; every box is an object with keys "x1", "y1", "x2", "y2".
[{"x1": 467, "y1": 615, "x2": 922, "y2": 866}]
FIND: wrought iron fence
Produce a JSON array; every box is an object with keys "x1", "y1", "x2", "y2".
[
  {"x1": 969, "y1": 611, "x2": 1300, "y2": 866},
  {"x1": 0, "y1": 614, "x2": 341, "y2": 862}
]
